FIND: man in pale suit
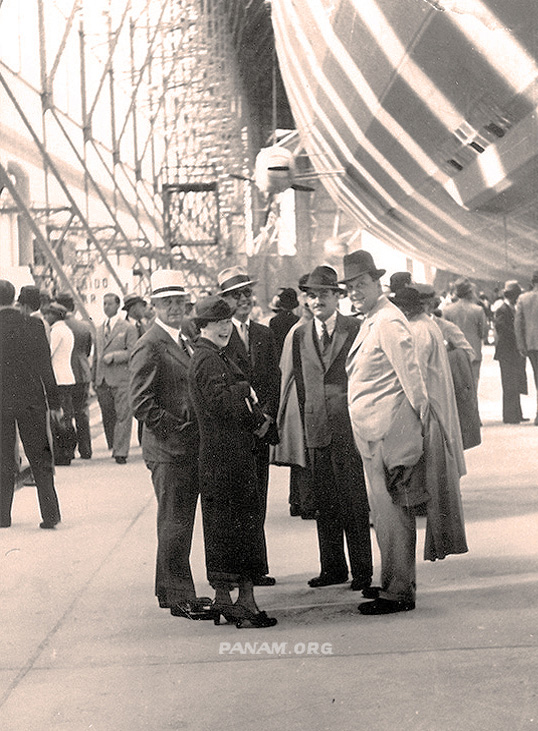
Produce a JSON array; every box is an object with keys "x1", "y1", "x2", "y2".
[
  {"x1": 343, "y1": 251, "x2": 429, "y2": 615},
  {"x1": 93, "y1": 293, "x2": 137, "y2": 463},
  {"x1": 292, "y1": 266, "x2": 372, "y2": 593},
  {"x1": 515, "y1": 270, "x2": 538, "y2": 424}
]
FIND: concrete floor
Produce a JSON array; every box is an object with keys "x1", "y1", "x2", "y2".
[{"x1": 1, "y1": 346, "x2": 537, "y2": 730}]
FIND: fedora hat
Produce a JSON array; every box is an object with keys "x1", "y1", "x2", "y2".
[
  {"x1": 454, "y1": 277, "x2": 473, "y2": 299},
  {"x1": 217, "y1": 266, "x2": 258, "y2": 294},
  {"x1": 389, "y1": 271, "x2": 412, "y2": 293},
  {"x1": 503, "y1": 280, "x2": 521, "y2": 297},
  {"x1": 122, "y1": 293, "x2": 146, "y2": 311},
  {"x1": 191, "y1": 296, "x2": 233, "y2": 326},
  {"x1": 338, "y1": 250, "x2": 386, "y2": 284},
  {"x1": 300, "y1": 265, "x2": 343, "y2": 292},
  {"x1": 277, "y1": 287, "x2": 299, "y2": 310},
  {"x1": 150, "y1": 270, "x2": 190, "y2": 299},
  {"x1": 46, "y1": 302, "x2": 68, "y2": 319}
]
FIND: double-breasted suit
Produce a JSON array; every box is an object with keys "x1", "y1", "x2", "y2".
[
  {"x1": 494, "y1": 301, "x2": 527, "y2": 423},
  {"x1": 292, "y1": 313, "x2": 372, "y2": 584},
  {"x1": 93, "y1": 317, "x2": 137, "y2": 458},
  {"x1": 224, "y1": 321, "x2": 281, "y2": 576},
  {"x1": 130, "y1": 322, "x2": 200, "y2": 607},
  {"x1": 0, "y1": 308, "x2": 61, "y2": 527}
]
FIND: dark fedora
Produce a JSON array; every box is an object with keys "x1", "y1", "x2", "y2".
[
  {"x1": 46, "y1": 302, "x2": 68, "y2": 319},
  {"x1": 339, "y1": 250, "x2": 386, "y2": 284},
  {"x1": 277, "y1": 287, "x2": 299, "y2": 310},
  {"x1": 18, "y1": 285, "x2": 41, "y2": 312},
  {"x1": 122, "y1": 293, "x2": 146, "y2": 311},
  {"x1": 389, "y1": 271, "x2": 412, "y2": 293},
  {"x1": 300, "y1": 265, "x2": 343, "y2": 291},
  {"x1": 454, "y1": 277, "x2": 473, "y2": 299},
  {"x1": 392, "y1": 286, "x2": 423, "y2": 312},
  {"x1": 503, "y1": 280, "x2": 521, "y2": 297},
  {"x1": 191, "y1": 296, "x2": 233, "y2": 326}
]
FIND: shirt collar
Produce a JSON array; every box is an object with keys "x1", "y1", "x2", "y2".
[
  {"x1": 106, "y1": 313, "x2": 120, "y2": 329},
  {"x1": 155, "y1": 317, "x2": 181, "y2": 343},
  {"x1": 314, "y1": 310, "x2": 337, "y2": 337},
  {"x1": 232, "y1": 316, "x2": 251, "y2": 330}
]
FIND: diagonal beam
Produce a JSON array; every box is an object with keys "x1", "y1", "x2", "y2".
[
  {"x1": 0, "y1": 69, "x2": 126, "y2": 293},
  {"x1": 47, "y1": 105, "x2": 152, "y2": 284},
  {"x1": 0, "y1": 164, "x2": 92, "y2": 324},
  {"x1": 47, "y1": 0, "x2": 82, "y2": 92}
]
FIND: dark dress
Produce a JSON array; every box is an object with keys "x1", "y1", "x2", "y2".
[{"x1": 188, "y1": 337, "x2": 267, "y2": 588}]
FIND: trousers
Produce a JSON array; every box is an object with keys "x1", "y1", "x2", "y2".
[{"x1": 95, "y1": 382, "x2": 132, "y2": 458}]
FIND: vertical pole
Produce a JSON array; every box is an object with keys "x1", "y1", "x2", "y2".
[
  {"x1": 107, "y1": 9, "x2": 118, "y2": 214},
  {"x1": 37, "y1": 0, "x2": 50, "y2": 222},
  {"x1": 79, "y1": 16, "x2": 90, "y2": 220}
]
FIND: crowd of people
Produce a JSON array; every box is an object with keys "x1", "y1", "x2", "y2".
[{"x1": 2, "y1": 251, "x2": 538, "y2": 627}]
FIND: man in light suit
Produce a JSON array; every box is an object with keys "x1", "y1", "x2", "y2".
[
  {"x1": 218, "y1": 265, "x2": 281, "y2": 586},
  {"x1": 292, "y1": 266, "x2": 372, "y2": 592},
  {"x1": 515, "y1": 270, "x2": 538, "y2": 424},
  {"x1": 93, "y1": 293, "x2": 137, "y2": 464},
  {"x1": 130, "y1": 270, "x2": 210, "y2": 620},
  {"x1": 344, "y1": 251, "x2": 429, "y2": 615}
]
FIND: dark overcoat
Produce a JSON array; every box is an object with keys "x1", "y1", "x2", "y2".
[{"x1": 188, "y1": 337, "x2": 267, "y2": 586}]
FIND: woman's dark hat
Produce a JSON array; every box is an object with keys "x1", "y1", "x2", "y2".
[
  {"x1": 300, "y1": 265, "x2": 343, "y2": 291},
  {"x1": 338, "y1": 250, "x2": 386, "y2": 284},
  {"x1": 192, "y1": 296, "x2": 233, "y2": 325},
  {"x1": 46, "y1": 302, "x2": 68, "y2": 318}
]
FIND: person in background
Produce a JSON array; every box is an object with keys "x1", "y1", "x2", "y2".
[
  {"x1": 0, "y1": 279, "x2": 62, "y2": 529},
  {"x1": 123, "y1": 293, "x2": 148, "y2": 338},
  {"x1": 269, "y1": 287, "x2": 300, "y2": 359},
  {"x1": 494, "y1": 281, "x2": 528, "y2": 424},
  {"x1": 218, "y1": 265, "x2": 281, "y2": 587},
  {"x1": 443, "y1": 277, "x2": 488, "y2": 395},
  {"x1": 43, "y1": 302, "x2": 77, "y2": 466},
  {"x1": 188, "y1": 295, "x2": 277, "y2": 628},
  {"x1": 389, "y1": 271, "x2": 412, "y2": 295},
  {"x1": 130, "y1": 270, "x2": 212, "y2": 620},
  {"x1": 514, "y1": 270, "x2": 538, "y2": 425},
  {"x1": 292, "y1": 266, "x2": 373, "y2": 593},
  {"x1": 55, "y1": 293, "x2": 93, "y2": 460},
  {"x1": 419, "y1": 284, "x2": 481, "y2": 451},
  {"x1": 92, "y1": 293, "x2": 137, "y2": 464}
]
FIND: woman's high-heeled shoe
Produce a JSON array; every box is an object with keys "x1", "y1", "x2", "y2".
[{"x1": 212, "y1": 602, "x2": 277, "y2": 628}]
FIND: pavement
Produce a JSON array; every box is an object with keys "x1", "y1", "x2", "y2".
[{"x1": 1, "y1": 346, "x2": 537, "y2": 731}]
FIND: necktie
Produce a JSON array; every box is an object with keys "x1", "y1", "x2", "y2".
[
  {"x1": 105, "y1": 319, "x2": 111, "y2": 338},
  {"x1": 240, "y1": 322, "x2": 249, "y2": 351},
  {"x1": 321, "y1": 322, "x2": 331, "y2": 353},
  {"x1": 179, "y1": 336, "x2": 193, "y2": 357}
]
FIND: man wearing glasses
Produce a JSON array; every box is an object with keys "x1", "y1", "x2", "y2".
[
  {"x1": 218, "y1": 266, "x2": 281, "y2": 586},
  {"x1": 291, "y1": 266, "x2": 373, "y2": 594}
]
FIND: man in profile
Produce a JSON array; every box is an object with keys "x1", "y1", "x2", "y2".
[{"x1": 0, "y1": 279, "x2": 62, "y2": 529}]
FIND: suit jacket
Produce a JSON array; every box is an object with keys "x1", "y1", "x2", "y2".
[
  {"x1": 50, "y1": 320, "x2": 75, "y2": 385},
  {"x1": 346, "y1": 296, "x2": 428, "y2": 454},
  {"x1": 129, "y1": 323, "x2": 198, "y2": 461},
  {"x1": 224, "y1": 320, "x2": 281, "y2": 443},
  {"x1": 515, "y1": 289, "x2": 538, "y2": 352},
  {"x1": 494, "y1": 302, "x2": 522, "y2": 363},
  {"x1": 443, "y1": 299, "x2": 488, "y2": 362},
  {"x1": 0, "y1": 307, "x2": 60, "y2": 411},
  {"x1": 292, "y1": 312, "x2": 360, "y2": 449},
  {"x1": 65, "y1": 315, "x2": 93, "y2": 383},
  {"x1": 93, "y1": 317, "x2": 138, "y2": 387}
]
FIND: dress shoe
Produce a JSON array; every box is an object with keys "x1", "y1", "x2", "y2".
[
  {"x1": 114, "y1": 456, "x2": 127, "y2": 464},
  {"x1": 350, "y1": 579, "x2": 380, "y2": 598},
  {"x1": 358, "y1": 598, "x2": 415, "y2": 615},
  {"x1": 308, "y1": 573, "x2": 348, "y2": 588},
  {"x1": 170, "y1": 601, "x2": 214, "y2": 620},
  {"x1": 301, "y1": 510, "x2": 317, "y2": 520},
  {"x1": 39, "y1": 520, "x2": 60, "y2": 530},
  {"x1": 253, "y1": 575, "x2": 276, "y2": 586},
  {"x1": 213, "y1": 602, "x2": 277, "y2": 628}
]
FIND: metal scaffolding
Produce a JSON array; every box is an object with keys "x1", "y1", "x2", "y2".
[{"x1": 0, "y1": 0, "x2": 278, "y2": 310}]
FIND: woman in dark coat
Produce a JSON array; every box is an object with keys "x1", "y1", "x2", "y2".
[{"x1": 188, "y1": 296, "x2": 277, "y2": 628}]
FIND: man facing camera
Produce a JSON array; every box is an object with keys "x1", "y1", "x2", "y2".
[{"x1": 130, "y1": 270, "x2": 211, "y2": 620}]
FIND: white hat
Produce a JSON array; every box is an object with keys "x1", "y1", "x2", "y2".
[
  {"x1": 150, "y1": 269, "x2": 190, "y2": 299},
  {"x1": 217, "y1": 265, "x2": 258, "y2": 294}
]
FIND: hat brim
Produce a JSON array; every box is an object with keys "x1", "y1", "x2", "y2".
[
  {"x1": 122, "y1": 299, "x2": 145, "y2": 310},
  {"x1": 338, "y1": 268, "x2": 386, "y2": 284},
  {"x1": 150, "y1": 290, "x2": 190, "y2": 299},
  {"x1": 299, "y1": 283, "x2": 347, "y2": 293},
  {"x1": 219, "y1": 278, "x2": 258, "y2": 294}
]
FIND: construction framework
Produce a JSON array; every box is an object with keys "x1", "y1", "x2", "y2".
[{"x1": 0, "y1": 0, "x2": 288, "y2": 309}]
